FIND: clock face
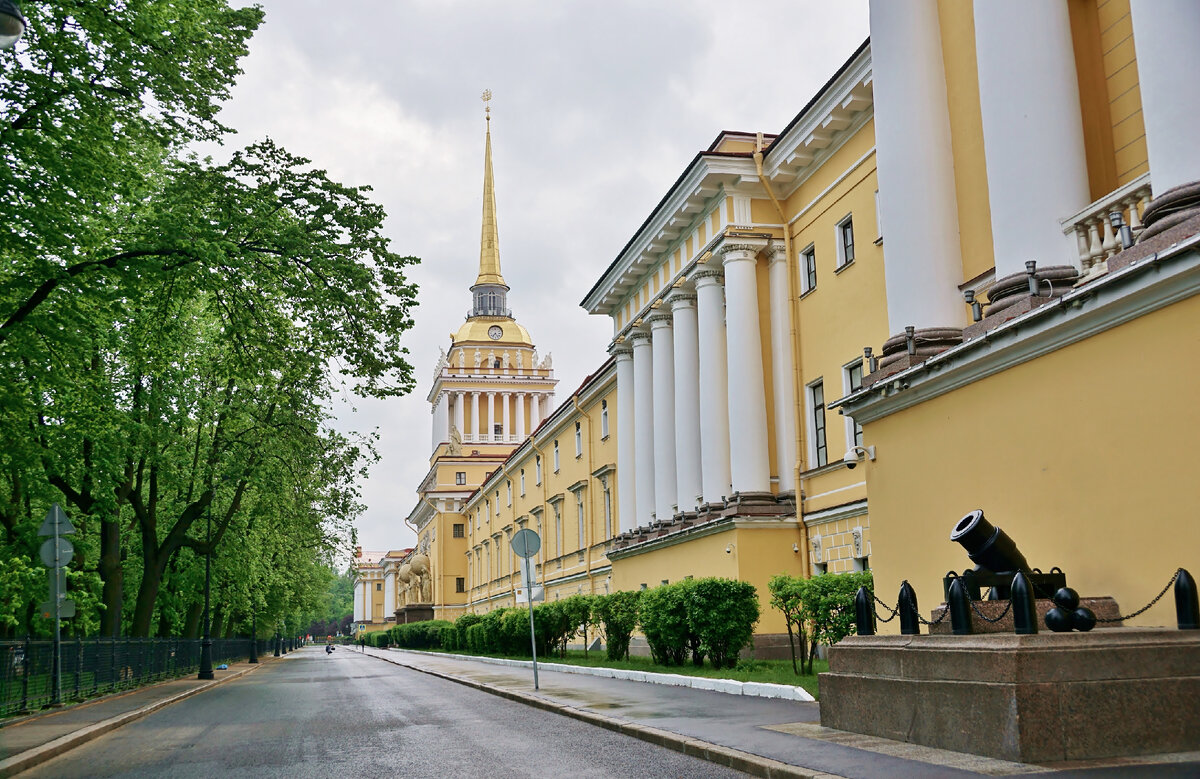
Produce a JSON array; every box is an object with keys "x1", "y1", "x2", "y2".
[{"x1": 488, "y1": 325, "x2": 503, "y2": 340}]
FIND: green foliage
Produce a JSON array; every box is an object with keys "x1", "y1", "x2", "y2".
[
  {"x1": 388, "y1": 620, "x2": 453, "y2": 650},
  {"x1": 769, "y1": 571, "x2": 873, "y2": 674},
  {"x1": 557, "y1": 595, "x2": 596, "y2": 655},
  {"x1": 593, "y1": 590, "x2": 641, "y2": 661},
  {"x1": 454, "y1": 613, "x2": 482, "y2": 649},
  {"x1": 638, "y1": 579, "x2": 703, "y2": 666},
  {"x1": 684, "y1": 578, "x2": 760, "y2": 668}
]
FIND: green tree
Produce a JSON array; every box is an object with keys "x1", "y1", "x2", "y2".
[{"x1": 593, "y1": 590, "x2": 641, "y2": 661}]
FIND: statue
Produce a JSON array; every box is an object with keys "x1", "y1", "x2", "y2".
[
  {"x1": 502, "y1": 351, "x2": 510, "y2": 369},
  {"x1": 543, "y1": 352, "x2": 553, "y2": 370},
  {"x1": 531, "y1": 348, "x2": 538, "y2": 368},
  {"x1": 473, "y1": 349, "x2": 482, "y2": 368},
  {"x1": 458, "y1": 349, "x2": 465, "y2": 368},
  {"x1": 448, "y1": 425, "x2": 462, "y2": 455},
  {"x1": 516, "y1": 350, "x2": 524, "y2": 369},
  {"x1": 487, "y1": 350, "x2": 495, "y2": 367}
]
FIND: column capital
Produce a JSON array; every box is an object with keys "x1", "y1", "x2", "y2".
[
  {"x1": 689, "y1": 266, "x2": 725, "y2": 286},
  {"x1": 667, "y1": 290, "x2": 697, "y2": 309},
  {"x1": 765, "y1": 239, "x2": 789, "y2": 265},
  {"x1": 608, "y1": 341, "x2": 634, "y2": 359},
  {"x1": 648, "y1": 310, "x2": 673, "y2": 329},
  {"x1": 718, "y1": 240, "x2": 767, "y2": 265},
  {"x1": 629, "y1": 328, "x2": 652, "y2": 345}
]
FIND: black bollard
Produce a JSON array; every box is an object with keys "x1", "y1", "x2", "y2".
[
  {"x1": 898, "y1": 581, "x2": 921, "y2": 635},
  {"x1": 948, "y1": 577, "x2": 973, "y2": 635},
  {"x1": 1176, "y1": 569, "x2": 1199, "y2": 630},
  {"x1": 854, "y1": 586, "x2": 875, "y2": 636},
  {"x1": 1011, "y1": 572, "x2": 1038, "y2": 635}
]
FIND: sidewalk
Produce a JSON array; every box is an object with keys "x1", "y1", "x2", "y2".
[
  {"x1": 360, "y1": 646, "x2": 1200, "y2": 779},
  {"x1": 0, "y1": 656, "x2": 269, "y2": 777}
]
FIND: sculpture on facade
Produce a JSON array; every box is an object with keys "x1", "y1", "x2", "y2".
[
  {"x1": 448, "y1": 424, "x2": 462, "y2": 455},
  {"x1": 516, "y1": 350, "x2": 524, "y2": 369},
  {"x1": 458, "y1": 349, "x2": 465, "y2": 368},
  {"x1": 502, "y1": 351, "x2": 510, "y2": 368},
  {"x1": 474, "y1": 349, "x2": 482, "y2": 368}
]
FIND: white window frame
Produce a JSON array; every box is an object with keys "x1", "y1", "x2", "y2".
[
  {"x1": 553, "y1": 440, "x2": 560, "y2": 472},
  {"x1": 600, "y1": 400, "x2": 609, "y2": 438},
  {"x1": 520, "y1": 469, "x2": 525, "y2": 495},
  {"x1": 574, "y1": 422, "x2": 582, "y2": 457},
  {"x1": 807, "y1": 378, "x2": 828, "y2": 468},
  {"x1": 842, "y1": 358, "x2": 865, "y2": 450},
  {"x1": 455, "y1": 471, "x2": 466, "y2": 485},
  {"x1": 799, "y1": 242, "x2": 817, "y2": 294},
  {"x1": 836, "y1": 214, "x2": 855, "y2": 269},
  {"x1": 535, "y1": 455, "x2": 542, "y2": 485},
  {"x1": 576, "y1": 491, "x2": 585, "y2": 551},
  {"x1": 506, "y1": 481, "x2": 512, "y2": 506}
]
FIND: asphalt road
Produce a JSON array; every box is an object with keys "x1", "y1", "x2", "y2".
[{"x1": 20, "y1": 646, "x2": 750, "y2": 778}]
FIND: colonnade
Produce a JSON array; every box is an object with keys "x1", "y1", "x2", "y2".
[
  {"x1": 431, "y1": 389, "x2": 555, "y2": 447},
  {"x1": 870, "y1": 0, "x2": 1200, "y2": 335},
  {"x1": 613, "y1": 240, "x2": 796, "y2": 531}
]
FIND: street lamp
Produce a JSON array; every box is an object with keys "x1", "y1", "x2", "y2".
[
  {"x1": 248, "y1": 605, "x2": 258, "y2": 664},
  {"x1": 0, "y1": 0, "x2": 24, "y2": 50},
  {"x1": 198, "y1": 504, "x2": 215, "y2": 680}
]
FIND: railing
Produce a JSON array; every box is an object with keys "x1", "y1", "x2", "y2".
[
  {"x1": 0, "y1": 637, "x2": 262, "y2": 717},
  {"x1": 1061, "y1": 173, "x2": 1151, "y2": 280}
]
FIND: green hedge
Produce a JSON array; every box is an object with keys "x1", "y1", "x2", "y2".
[{"x1": 387, "y1": 619, "x2": 453, "y2": 649}]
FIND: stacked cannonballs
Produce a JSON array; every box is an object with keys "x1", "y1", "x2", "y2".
[{"x1": 1044, "y1": 587, "x2": 1096, "y2": 632}]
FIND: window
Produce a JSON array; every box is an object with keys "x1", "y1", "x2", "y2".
[
  {"x1": 520, "y1": 469, "x2": 526, "y2": 495},
  {"x1": 574, "y1": 422, "x2": 582, "y2": 457},
  {"x1": 493, "y1": 358, "x2": 501, "y2": 369},
  {"x1": 854, "y1": 557, "x2": 870, "y2": 572},
  {"x1": 455, "y1": 577, "x2": 465, "y2": 593},
  {"x1": 553, "y1": 440, "x2": 560, "y2": 472},
  {"x1": 813, "y1": 562, "x2": 828, "y2": 575},
  {"x1": 837, "y1": 215, "x2": 855, "y2": 267},
  {"x1": 601, "y1": 478, "x2": 612, "y2": 539},
  {"x1": 455, "y1": 471, "x2": 466, "y2": 485},
  {"x1": 809, "y1": 380, "x2": 828, "y2": 467},
  {"x1": 554, "y1": 504, "x2": 563, "y2": 558},
  {"x1": 600, "y1": 400, "x2": 609, "y2": 438},
  {"x1": 843, "y1": 359, "x2": 864, "y2": 449},
  {"x1": 506, "y1": 481, "x2": 512, "y2": 506},
  {"x1": 800, "y1": 244, "x2": 817, "y2": 293},
  {"x1": 375, "y1": 582, "x2": 382, "y2": 591},
  {"x1": 576, "y1": 491, "x2": 585, "y2": 550},
  {"x1": 493, "y1": 423, "x2": 502, "y2": 438},
  {"x1": 535, "y1": 455, "x2": 542, "y2": 484},
  {"x1": 453, "y1": 523, "x2": 465, "y2": 538}
]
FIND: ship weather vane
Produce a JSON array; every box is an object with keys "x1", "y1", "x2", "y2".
[{"x1": 481, "y1": 89, "x2": 492, "y2": 121}]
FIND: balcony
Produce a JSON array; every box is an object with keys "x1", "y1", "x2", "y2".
[{"x1": 1062, "y1": 173, "x2": 1151, "y2": 282}]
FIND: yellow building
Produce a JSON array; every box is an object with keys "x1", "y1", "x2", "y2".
[
  {"x1": 399, "y1": 102, "x2": 559, "y2": 622},
  {"x1": 462, "y1": 361, "x2": 617, "y2": 611},
  {"x1": 352, "y1": 547, "x2": 410, "y2": 632},
  {"x1": 582, "y1": 41, "x2": 888, "y2": 646},
  {"x1": 831, "y1": 0, "x2": 1200, "y2": 626}
]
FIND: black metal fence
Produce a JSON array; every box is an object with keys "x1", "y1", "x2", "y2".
[{"x1": 0, "y1": 637, "x2": 268, "y2": 717}]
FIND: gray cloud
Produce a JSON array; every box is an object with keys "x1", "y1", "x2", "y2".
[{"x1": 218, "y1": 0, "x2": 869, "y2": 551}]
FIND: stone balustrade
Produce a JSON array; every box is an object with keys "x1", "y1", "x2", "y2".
[{"x1": 1061, "y1": 173, "x2": 1151, "y2": 280}]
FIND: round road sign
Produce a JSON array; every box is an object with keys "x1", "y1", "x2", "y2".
[
  {"x1": 39, "y1": 537, "x2": 74, "y2": 568},
  {"x1": 511, "y1": 528, "x2": 541, "y2": 559}
]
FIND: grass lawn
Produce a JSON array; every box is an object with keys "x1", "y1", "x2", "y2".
[{"x1": 417, "y1": 647, "x2": 828, "y2": 699}]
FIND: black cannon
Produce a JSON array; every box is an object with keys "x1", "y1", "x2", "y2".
[{"x1": 944, "y1": 509, "x2": 1065, "y2": 601}]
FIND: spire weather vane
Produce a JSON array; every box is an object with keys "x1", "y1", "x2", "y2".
[{"x1": 482, "y1": 89, "x2": 492, "y2": 121}]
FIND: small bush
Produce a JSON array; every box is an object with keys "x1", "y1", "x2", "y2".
[
  {"x1": 455, "y1": 613, "x2": 482, "y2": 649},
  {"x1": 439, "y1": 625, "x2": 458, "y2": 651},
  {"x1": 593, "y1": 590, "x2": 641, "y2": 661},
  {"x1": 391, "y1": 619, "x2": 452, "y2": 649},
  {"x1": 686, "y1": 578, "x2": 759, "y2": 668},
  {"x1": 639, "y1": 580, "x2": 702, "y2": 666},
  {"x1": 466, "y1": 622, "x2": 488, "y2": 654}
]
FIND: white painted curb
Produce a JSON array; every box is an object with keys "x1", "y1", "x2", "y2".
[{"x1": 390, "y1": 649, "x2": 815, "y2": 702}]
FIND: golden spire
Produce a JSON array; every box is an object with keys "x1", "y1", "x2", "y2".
[{"x1": 476, "y1": 89, "x2": 506, "y2": 288}]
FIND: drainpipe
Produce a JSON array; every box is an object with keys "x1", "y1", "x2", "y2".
[
  {"x1": 754, "y1": 133, "x2": 812, "y2": 580},
  {"x1": 571, "y1": 393, "x2": 594, "y2": 595}
]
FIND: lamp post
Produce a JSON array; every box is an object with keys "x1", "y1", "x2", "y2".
[
  {"x1": 0, "y1": 0, "x2": 24, "y2": 50},
  {"x1": 197, "y1": 505, "x2": 214, "y2": 680},
  {"x1": 248, "y1": 606, "x2": 258, "y2": 664}
]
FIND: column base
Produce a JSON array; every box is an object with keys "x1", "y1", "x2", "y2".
[
  {"x1": 611, "y1": 494, "x2": 797, "y2": 552},
  {"x1": 865, "y1": 328, "x2": 962, "y2": 386},
  {"x1": 961, "y1": 264, "x2": 1078, "y2": 342}
]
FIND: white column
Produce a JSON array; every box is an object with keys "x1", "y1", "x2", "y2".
[
  {"x1": 502, "y1": 392, "x2": 511, "y2": 440},
  {"x1": 721, "y1": 244, "x2": 771, "y2": 495},
  {"x1": 974, "y1": 0, "x2": 1090, "y2": 275},
  {"x1": 766, "y1": 245, "x2": 796, "y2": 493},
  {"x1": 454, "y1": 391, "x2": 465, "y2": 439},
  {"x1": 692, "y1": 268, "x2": 732, "y2": 505},
  {"x1": 470, "y1": 392, "x2": 480, "y2": 443},
  {"x1": 515, "y1": 392, "x2": 525, "y2": 439},
  {"x1": 363, "y1": 581, "x2": 372, "y2": 621},
  {"x1": 486, "y1": 392, "x2": 495, "y2": 442},
  {"x1": 1131, "y1": 0, "x2": 1200, "y2": 195},
  {"x1": 649, "y1": 311, "x2": 678, "y2": 522},
  {"x1": 870, "y1": 0, "x2": 965, "y2": 332},
  {"x1": 353, "y1": 581, "x2": 364, "y2": 622},
  {"x1": 383, "y1": 572, "x2": 395, "y2": 617},
  {"x1": 531, "y1": 392, "x2": 542, "y2": 430},
  {"x1": 611, "y1": 343, "x2": 637, "y2": 532},
  {"x1": 669, "y1": 292, "x2": 701, "y2": 512},
  {"x1": 630, "y1": 329, "x2": 656, "y2": 525}
]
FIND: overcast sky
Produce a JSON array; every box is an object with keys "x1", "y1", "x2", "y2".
[{"x1": 214, "y1": 0, "x2": 869, "y2": 553}]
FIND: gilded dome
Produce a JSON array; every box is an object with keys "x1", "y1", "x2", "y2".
[{"x1": 451, "y1": 319, "x2": 532, "y2": 347}]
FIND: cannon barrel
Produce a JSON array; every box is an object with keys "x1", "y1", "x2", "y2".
[{"x1": 950, "y1": 509, "x2": 1030, "y2": 575}]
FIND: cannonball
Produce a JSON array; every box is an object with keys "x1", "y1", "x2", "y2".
[
  {"x1": 1044, "y1": 606, "x2": 1073, "y2": 632},
  {"x1": 1052, "y1": 587, "x2": 1080, "y2": 611},
  {"x1": 1071, "y1": 607, "x2": 1097, "y2": 632}
]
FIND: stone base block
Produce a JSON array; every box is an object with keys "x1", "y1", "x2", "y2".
[
  {"x1": 927, "y1": 597, "x2": 1122, "y2": 634},
  {"x1": 819, "y1": 629, "x2": 1200, "y2": 762}
]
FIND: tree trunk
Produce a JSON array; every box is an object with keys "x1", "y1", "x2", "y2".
[
  {"x1": 785, "y1": 622, "x2": 798, "y2": 675},
  {"x1": 183, "y1": 601, "x2": 202, "y2": 639},
  {"x1": 211, "y1": 604, "x2": 225, "y2": 639},
  {"x1": 99, "y1": 518, "x2": 123, "y2": 638},
  {"x1": 131, "y1": 561, "x2": 162, "y2": 638}
]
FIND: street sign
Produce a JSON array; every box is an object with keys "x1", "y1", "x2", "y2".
[
  {"x1": 515, "y1": 585, "x2": 545, "y2": 604},
  {"x1": 48, "y1": 567, "x2": 65, "y2": 595},
  {"x1": 511, "y1": 528, "x2": 541, "y2": 559},
  {"x1": 38, "y1": 503, "x2": 75, "y2": 537},
  {"x1": 39, "y1": 537, "x2": 74, "y2": 568},
  {"x1": 41, "y1": 600, "x2": 75, "y2": 619}
]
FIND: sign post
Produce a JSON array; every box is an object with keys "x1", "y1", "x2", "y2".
[
  {"x1": 38, "y1": 504, "x2": 75, "y2": 706},
  {"x1": 510, "y1": 528, "x2": 542, "y2": 690}
]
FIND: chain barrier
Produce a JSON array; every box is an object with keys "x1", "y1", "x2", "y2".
[
  {"x1": 967, "y1": 595, "x2": 1013, "y2": 623},
  {"x1": 869, "y1": 592, "x2": 900, "y2": 623},
  {"x1": 1095, "y1": 567, "x2": 1182, "y2": 624}
]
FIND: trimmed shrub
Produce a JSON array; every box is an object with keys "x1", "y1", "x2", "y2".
[
  {"x1": 439, "y1": 624, "x2": 459, "y2": 651},
  {"x1": 455, "y1": 613, "x2": 482, "y2": 649},
  {"x1": 466, "y1": 622, "x2": 488, "y2": 654},
  {"x1": 391, "y1": 619, "x2": 452, "y2": 649},
  {"x1": 638, "y1": 579, "x2": 702, "y2": 666},
  {"x1": 686, "y1": 578, "x2": 760, "y2": 668},
  {"x1": 593, "y1": 590, "x2": 641, "y2": 660},
  {"x1": 557, "y1": 595, "x2": 596, "y2": 655}
]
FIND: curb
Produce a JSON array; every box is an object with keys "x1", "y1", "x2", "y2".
[
  {"x1": 0, "y1": 661, "x2": 268, "y2": 778},
  {"x1": 395, "y1": 649, "x2": 815, "y2": 702},
  {"x1": 362, "y1": 649, "x2": 838, "y2": 779}
]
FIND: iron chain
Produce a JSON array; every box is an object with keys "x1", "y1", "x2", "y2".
[
  {"x1": 1094, "y1": 567, "x2": 1181, "y2": 623},
  {"x1": 870, "y1": 592, "x2": 899, "y2": 623}
]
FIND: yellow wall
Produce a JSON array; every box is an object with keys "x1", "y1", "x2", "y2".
[
  {"x1": 1096, "y1": 0, "x2": 1147, "y2": 184},
  {"x1": 864, "y1": 295, "x2": 1200, "y2": 628}
]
